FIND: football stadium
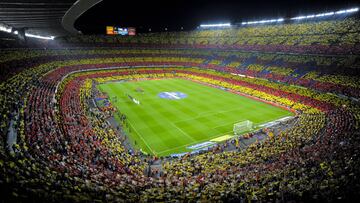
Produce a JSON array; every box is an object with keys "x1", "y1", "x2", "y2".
[{"x1": 0, "y1": 0, "x2": 360, "y2": 202}]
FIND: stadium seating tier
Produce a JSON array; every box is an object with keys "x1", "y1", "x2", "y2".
[{"x1": 1, "y1": 17, "x2": 360, "y2": 202}]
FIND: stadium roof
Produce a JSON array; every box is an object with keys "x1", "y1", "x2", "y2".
[
  {"x1": 0, "y1": 0, "x2": 102, "y2": 38},
  {"x1": 76, "y1": 0, "x2": 359, "y2": 34},
  {"x1": 0, "y1": 0, "x2": 359, "y2": 36}
]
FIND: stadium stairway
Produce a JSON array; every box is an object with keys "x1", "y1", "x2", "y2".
[
  {"x1": 6, "y1": 119, "x2": 17, "y2": 153},
  {"x1": 220, "y1": 55, "x2": 238, "y2": 66},
  {"x1": 291, "y1": 63, "x2": 316, "y2": 78},
  {"x1": 240, "y1": 56, "x2": 258, "y2": 67},
  {"x1": 202, "y1": 55, "x2": 216, "y2": 65},
  {"x1": 265, "y1": 58, "x2": 284, "y2": 67}
]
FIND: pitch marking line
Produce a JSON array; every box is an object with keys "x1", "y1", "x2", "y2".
[
  {"x1": 171, "y1": 123, "x2": 196, "y2": 142},
  {"x1": 156, "y1": 114, "x2": 293, "y2": 155},
  {"x1": 127, "y1": 119, "x2": 157, "y2": 156},
  {"x1": 163, "y1": 92, "x2": 181, "y2": 100},
  {"x1": 156, "y1": 130, "x2": 234, "y2": 154}
]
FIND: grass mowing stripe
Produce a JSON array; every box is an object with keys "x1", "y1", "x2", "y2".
[
  {"x1": 157, "y1": 111, "x2": 293, "y2": 155},
  {"x1": 170, "y1": 123, "x2": 196, "y2": 142},
  {"x1": 127, "y1": 119, "x2": 157, "y2": 156},
  {"x1": 98, "y1": 78, "x2": 294, "y2": 156},
  {"x1": 156, "y1": 130, "x2": 234, "y2": 155}
]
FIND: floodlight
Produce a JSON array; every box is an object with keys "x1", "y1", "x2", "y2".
[
  {"x1": 323, "y1": 12, "x2": 334, "y2": 16},
  {"x1": 199, "y1": 23, "x2": 231, "y2": 28},
  {"x1": 291, "y1": 7, "x2": 358, "y2": 21},
  {"x1": 244, "y1": 18, "x2": 284, "y2": 25},
  {"x1": 0, "y1": 25, "x2": 12, "y2": 33},
  {"x1": 346, "y1": 8, "x2": 359, "y2": 13},
  {"x1": 324, "y1": 12, "x2": 335, "y2": 16},
  {"x1": 293, "y1": 16, "x2": 306, "y2": 20},
  {"x1": 25, "y1": 33, "x2": 55, "y2": 40},
  {"x1": 335, "y1": 10, "x2": 347, "y2": 14}
]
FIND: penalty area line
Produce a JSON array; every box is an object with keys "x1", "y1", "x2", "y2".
[
  {"x1": 156, "y1": 130, "x2": 234, "y2": 155},
  {"x1": 157, "y1": 115, "x2": 293, "y2": 155}
]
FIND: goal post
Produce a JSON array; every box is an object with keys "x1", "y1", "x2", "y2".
[{"x1": 233, "y1": 120, "x2": 253, "y2": 135}]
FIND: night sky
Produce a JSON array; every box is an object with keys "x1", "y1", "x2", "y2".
[{"x1": 75, "y1": 0, "x2": 360, "y2": 34}]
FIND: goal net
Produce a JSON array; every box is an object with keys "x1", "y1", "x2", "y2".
[{"x1": 233, "y1": 120, "x2": 253, "y2": 135}]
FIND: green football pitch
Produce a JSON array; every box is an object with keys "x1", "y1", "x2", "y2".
[{"x1": 97, "y1": 78, "x2": 293, "y2": 156}]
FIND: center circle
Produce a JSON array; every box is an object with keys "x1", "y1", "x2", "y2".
[{"x1": 158, "y1": 92, "x2": 187, "y2": 100}]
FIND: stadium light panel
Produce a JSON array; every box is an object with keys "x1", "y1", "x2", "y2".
[
  {"x1": 242, "y1": 18, "x2": 284, "y2": 25},
  {"x1": 291, "y1": 7, "x2": 359, "y2": 21},
  {"x1": 306, "y1": 15, "x2": 315, "y2": 19},
  {"x1": 347, "y1": 8, "x2": 359, "y2": 12},
  {"x1": 25, "y1": 33, "x2": 55, "y2": 40},
  {"x1": 323, "y1": 12, "x2": 335, "y2": 16},
  {"x1": 199, "y1": 23, "x2": 231, "y2": 28},
  {"x1": 1, "y1": 24, "x2": 54, "y2": 40},
  {"x1": 0, "y1": 25, "x2": 12, "y2": 33},
  {"x1": 335, "y1": 10, "x2": 347, "y2": 14},
  {"x1": 291, "y1": 16, "x2": 306, "y2": 20}
]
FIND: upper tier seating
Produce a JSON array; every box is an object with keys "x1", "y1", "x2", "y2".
[{"x1": 58, "y1": 18, "x2": 360, "y2": 55}]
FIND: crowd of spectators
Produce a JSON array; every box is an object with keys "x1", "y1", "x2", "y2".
[
  {"x1": 1, "y1": 61, "x2": 359, "y2": 201},
  {"x1": 1, "y1": 47, "x2": 359, "y2": 99},
  {"x1": 1, "y1": 50, "x2": 359, "y2": 142},
  {"x1": 1, "y1": 18, "x2": 360, "y2": 200},
  {"x1": 58, "y1": 18, "x2": 360, "y2": 55}
]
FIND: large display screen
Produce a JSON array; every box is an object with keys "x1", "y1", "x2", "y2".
[
  {"x1": 128, "y1": 27, "x2": 136, "y2": 36},
  {"x1": 106, "y1": 26, "x2": 114, "y2": 35},
  {"x1": 106, "y1": 26, "x2": 136, "y2": 36}
]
